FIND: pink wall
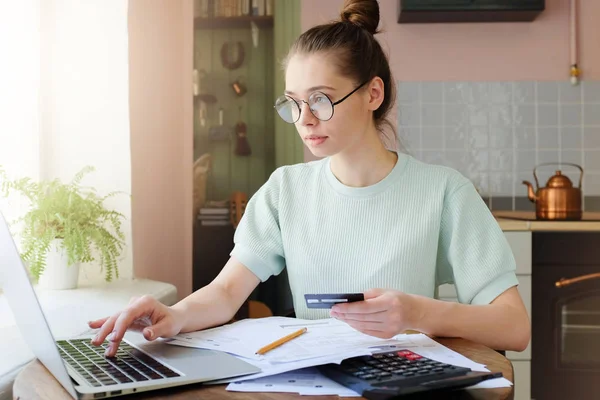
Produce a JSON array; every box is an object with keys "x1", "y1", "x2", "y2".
[
  {"x1": 301, "y1": 0, "x2": 600, "y2": 81},
  {"x1": 129, "y1": 0, "x2": 194, "y2": 299}
]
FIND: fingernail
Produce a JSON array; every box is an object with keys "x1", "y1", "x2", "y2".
[
  {"x1": 92, "y1": 334, "x2": 99, "y2": 344},
  {"x1": 105, "y1": 344, "x2": 115, "y2": 357},
  {"x1": 144, "y1": 328, "x2": 154, "y2": 340}
]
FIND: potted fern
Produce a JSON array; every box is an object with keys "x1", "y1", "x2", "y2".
[{"x1": 0, "y1": 166, "x2": 126, "y2": 289}]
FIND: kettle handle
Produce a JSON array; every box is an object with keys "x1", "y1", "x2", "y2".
[{"x1": 533, "y1": 162, "x2": 584, "y2": 189}]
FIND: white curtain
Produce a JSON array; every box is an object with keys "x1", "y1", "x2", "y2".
[
  {"x1": 0, "y1": 0, "x2": 133, "y2": 284},
  {"x1": 0, "y1": 0, "x2": 42, "y2": 225}
]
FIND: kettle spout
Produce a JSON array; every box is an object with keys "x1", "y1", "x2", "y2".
[{"x1": 522, "y1": 181, "x2": 537, "y2": 203}]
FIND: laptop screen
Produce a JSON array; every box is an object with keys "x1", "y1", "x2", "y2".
[{"x1": 0, "y1": 212, "x2": 78, "y2": 399}]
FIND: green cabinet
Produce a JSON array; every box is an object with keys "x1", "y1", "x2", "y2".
[{"x1": 193, "y1": 1, "x2": 302, "y2": 202}]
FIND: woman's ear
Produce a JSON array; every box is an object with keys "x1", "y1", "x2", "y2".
[{"x1": 366, "y1": 77, "x2": 385, "y2": 111}]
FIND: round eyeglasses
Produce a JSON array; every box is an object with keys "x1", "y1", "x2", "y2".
[{"x1": 274, "y1": 81, "x2": 368, "y2": 124}]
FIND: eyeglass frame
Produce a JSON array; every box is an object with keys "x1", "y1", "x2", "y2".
[{"x1": 274, "y1": 80, "x2": 369, "y2": 124}]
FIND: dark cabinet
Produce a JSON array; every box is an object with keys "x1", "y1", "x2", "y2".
[
  {"x1": 532, "y1": 232, "x2": 600, "y2": 400},
  {"x1": 192, "y1": 222, "x2": 294, "y2": 317},
  {"x1": 398, "y1": 0, "x2": 545, "y2": 23},
  {"x1": 192, "y1": 223, "x2": 235, "y2": 292}
]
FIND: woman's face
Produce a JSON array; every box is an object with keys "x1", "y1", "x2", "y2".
[{"x1": 283, "y1": 53, "x2": 381, "y2": 158}]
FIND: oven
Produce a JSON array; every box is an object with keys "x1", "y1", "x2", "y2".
[{"x1": 532, "y1": 232, "x2": 600, "y2": 400}]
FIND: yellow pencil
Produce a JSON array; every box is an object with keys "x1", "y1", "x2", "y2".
[{"x1": 255, "y1": 327, "x2": 308, "y2": 355}]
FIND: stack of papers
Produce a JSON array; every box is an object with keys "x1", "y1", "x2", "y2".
[
  {"x1": 167, "y1": 316, "x2": 512, "y2": 396},
  {"x1": 170, "y1": 317, "x2": 403, "y2": 363},
  {"x1": 226, "y1": 367, "x2": 361, "y2": 397}
]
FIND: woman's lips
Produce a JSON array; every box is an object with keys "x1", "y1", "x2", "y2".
[{"x1": 305, "y1": 136, "x2": 328, "y2": 146}]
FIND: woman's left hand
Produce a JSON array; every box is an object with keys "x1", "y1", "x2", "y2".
[{"x1": 329, "y1": 288, "x2": 423, "y2": 339}]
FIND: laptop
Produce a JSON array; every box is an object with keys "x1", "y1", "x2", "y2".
[{"x1": 0, "y1": 212, "x2": 260, "y2": 399}]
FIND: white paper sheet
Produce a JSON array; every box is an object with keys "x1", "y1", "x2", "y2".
[
  {"x1": 170, "y1": 338, "x2": 372, "y2": 384},
  {"x1": 170, "y1": 317, "x2": 409, "y2": 363},
  {"x1": 226, "y1": 367, "x2": 361, "y2": 397},
  {"x1": 383, "y1": 334, "x2": 488, "y2": 372},
  {"x1": 467, "y1": 377, "x2": 513, "y2": 390},
  {"x1": 168, "y1": 317, "x2": 513, "y2": 391},
  {"x1": 381, "y1": 334, "x2": 513, "y2": 390}
]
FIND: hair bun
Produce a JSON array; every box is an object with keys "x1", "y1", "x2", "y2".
[{"x1": 340, "y1": 0, "x2": 380, "y2": 35}]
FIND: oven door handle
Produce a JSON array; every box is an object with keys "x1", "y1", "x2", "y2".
[{"x1": 555, "y1": 273, "x2": 600, "y2": 288}]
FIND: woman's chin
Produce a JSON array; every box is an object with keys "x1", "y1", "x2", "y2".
[
  {"x1": 307, "y1": 146, "x2": 336, "y2": 159},
  {"x1": 303, "y1": 138, "x2": 334, "y2": 156}
]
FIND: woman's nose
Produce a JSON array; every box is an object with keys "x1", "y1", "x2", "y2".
[{"x1": 297, "y1": 101, "x2": 317, "y2": 126}]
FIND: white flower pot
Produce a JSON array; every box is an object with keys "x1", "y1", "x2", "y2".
[{"x1": 37, "y1": 239, "x2": 80, "y2": 290}]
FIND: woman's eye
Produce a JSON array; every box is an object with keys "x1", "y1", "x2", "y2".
[{"x1": 312, "y1": 94, "x2": 328, "y2": 104}]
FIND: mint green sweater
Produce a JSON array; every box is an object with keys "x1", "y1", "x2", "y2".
[{"x1": 230, "y1": 152, "x2": 518, "y2": 320}]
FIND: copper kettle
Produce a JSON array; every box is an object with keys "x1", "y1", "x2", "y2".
[{"x1": 522, "y1": 163, "x2": 583, "y2": 221}]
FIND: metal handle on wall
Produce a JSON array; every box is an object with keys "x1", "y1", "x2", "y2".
[{"x1": 555, "y1": 272, "x2": 600, "y2": 288}]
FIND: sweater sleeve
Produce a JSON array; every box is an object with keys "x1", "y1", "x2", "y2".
[
  {"x1": 229, "y1": 169, "x2": 286, "y2": 282},
  {"x1": 435, "y1": 180, "x2": 519, "y2": 305}
]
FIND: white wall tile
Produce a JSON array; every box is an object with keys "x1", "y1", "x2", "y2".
[
  {"x1": 538, "y1": 127, "x2": 559, "y2": 149},
  {"x1": 584, "y1": 104, "x2": 600, "y2": 125},
  {"x1": 559, "y1": 81, "x2": 582, "y2": 103},
  {"x1": 536, "y1": 81, "x2": 558, "y2": 103},
  {"x1": 560, "y1": 104, "x2": 582, "y2": 126},
  {"x1": 583, "y1": 81, "x2": 600, "y2": 103},
  {"x1": 561, "y1": 126, "x2": 583, "y2": 149},
  {"x1": 537, "y1": 104, "x2": 559, "y2": 126},
  {"x1": 513, "y1": 82, "x2": 535, "y2": 104},
  {"x1": 398, "y1": 80, "x2": 600, "y2": 209},
  {"x1": 584, "y1": 127, "x2": 600, "y2": 149}
]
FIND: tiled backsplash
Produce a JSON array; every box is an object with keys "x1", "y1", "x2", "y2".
[{"x1": 397, "y1": 80, "x2": 600, "y2": 210}]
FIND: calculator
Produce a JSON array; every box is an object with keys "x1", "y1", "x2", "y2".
[{"x1": 317, "y1": 349, "x2": 502, "y2": 399}]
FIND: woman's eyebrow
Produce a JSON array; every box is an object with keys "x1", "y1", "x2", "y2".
[{"x1": 285, "y1": 85, "x2": 336, "y2": 95}]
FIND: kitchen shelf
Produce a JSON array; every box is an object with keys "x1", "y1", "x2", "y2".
[{"x1": 194, "y1": 16, "x2": 273, "y2": 30}]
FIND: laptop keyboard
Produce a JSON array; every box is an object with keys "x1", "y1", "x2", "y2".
[{"x1": 56, "y1": 338, "x2": 180, "y2": 387}]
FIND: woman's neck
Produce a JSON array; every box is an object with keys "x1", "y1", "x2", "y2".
[{"x1": 329, "y1": 131, "x2": 398, "y2": 188}]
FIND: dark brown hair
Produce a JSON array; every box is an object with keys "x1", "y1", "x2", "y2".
[{"x1": 285, "y1": 0, "x2": 396, "y2": 139}]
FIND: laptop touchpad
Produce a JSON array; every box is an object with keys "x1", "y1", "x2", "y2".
[{"x1": 138, "y1": 339, "x2": 217, "y2": 360}]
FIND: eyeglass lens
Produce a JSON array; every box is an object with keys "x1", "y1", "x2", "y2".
[{"x1": 275, "y1": 92, "x2": 333, "y2": 124}]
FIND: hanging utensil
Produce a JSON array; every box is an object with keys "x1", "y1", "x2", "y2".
[
  {"x1": 209, "y1": 107, "x2": 233, "y2": 142},
  {"x1": 234, "y1": 106, "x2": 251, "y2": 156}
]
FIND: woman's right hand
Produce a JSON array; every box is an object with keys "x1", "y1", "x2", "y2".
[{"x1": 88, "y1": 295, "x2": 185, "y2": 357}]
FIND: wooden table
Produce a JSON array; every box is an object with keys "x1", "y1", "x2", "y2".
[{"x1": 13, "y1": 338, "x2": 513, "y2": 400}]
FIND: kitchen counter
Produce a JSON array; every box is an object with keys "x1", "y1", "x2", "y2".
[{"x1": 493, "y1": 211, "x2": 600, "y2": 231}]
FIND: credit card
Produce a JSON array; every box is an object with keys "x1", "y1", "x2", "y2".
[{"x1": 304, "y1": 293, "x2": 365, "y2": 309}]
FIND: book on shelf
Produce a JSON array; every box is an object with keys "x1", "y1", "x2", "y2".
[
  {"x1": 197, "y1": 214, "x2": 229, "y2": 221},
  {"x1": 200, "y1": 219, "x2": 231, "y2": 226},
  {"x1": 197, "y1": 0, "x2": 273, "y2": 18},
  {"x1": 199, "y1": 207, "x2": 229, "y2": 215}
]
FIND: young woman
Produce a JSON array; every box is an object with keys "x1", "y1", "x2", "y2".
[{"x1": 90, "y1": 0, "x2": 530, "y2": 357}]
